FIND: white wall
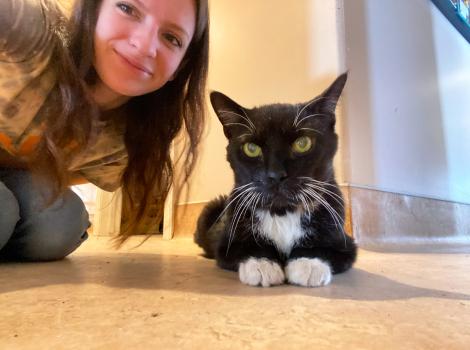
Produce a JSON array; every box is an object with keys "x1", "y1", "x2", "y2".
[
  {"x1": 343, "y1": 0, "x2": 470, "y2": 204},
  {"x1": 432, "y1": 3, "x2": 470, "y2": 204},
  {"x1": 183, "y1": 0, "x2": 346, "y2": 204}
]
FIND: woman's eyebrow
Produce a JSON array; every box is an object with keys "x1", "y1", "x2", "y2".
[
  {"x1": 132, "y1": 0, "x2": 192, "y2": 41},
  {"x1": 133, "y1": 0, "x2": 147, "y2": 11},
  {"x1": 165, "y1": 23, "x2": 191, "y2": 41}
]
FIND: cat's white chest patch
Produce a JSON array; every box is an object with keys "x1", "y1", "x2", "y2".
[{"x1": 256, "y1": 209, "x2": 304, "y2": 255}]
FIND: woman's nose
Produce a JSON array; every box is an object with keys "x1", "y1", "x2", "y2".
[{"x1": 129, "y1": 26, "x2": 159, "y2": 58}]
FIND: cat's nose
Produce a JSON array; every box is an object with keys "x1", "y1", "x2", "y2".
[{"x1": 267, "y1": 170, "x2": 288, "y2": 184}]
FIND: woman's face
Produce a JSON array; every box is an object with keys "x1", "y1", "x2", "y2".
[{"x1": 93, "y1": 0, "x2": 196, "y2": 97}]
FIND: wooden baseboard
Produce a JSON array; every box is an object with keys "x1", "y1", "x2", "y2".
[
  {"x1": 173, "y1": 202, "x2": 208, "y2": 238},
  {"x1": 94, "y1": 185, "x2": 470, "y2": 251},
  {"x1": 92, "y1": 189, "x2": 122, "y2": 237},
  {"x1": 340, "y1": 185, "x2": 353, "y2": 237}
]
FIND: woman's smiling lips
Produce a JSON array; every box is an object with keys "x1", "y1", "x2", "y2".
[{"x1": 114, "y1": 49, "x2": 153, "y2": 76}]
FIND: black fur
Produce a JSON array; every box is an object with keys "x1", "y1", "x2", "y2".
[
  {"x1": 194, "y1": 195, "x2": 227, "y2": 258},
  {"x1": 194, "y1": 73, "x2": 357, "y2": 280}
]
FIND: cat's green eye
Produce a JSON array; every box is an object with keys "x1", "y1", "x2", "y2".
[
  {"x1": 242, "y1": 143, "x2": 262, "y2": 157},
  {"x1": 292, "y1": 136, "x2": 313, "y2": 153}
]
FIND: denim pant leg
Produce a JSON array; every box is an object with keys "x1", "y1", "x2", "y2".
[
  {"x1": 0, "y1": 169, "x2": 90, "y2": 261},
  {"x1": 0, "y1": 181, "x2": 21, "y2": 251}
]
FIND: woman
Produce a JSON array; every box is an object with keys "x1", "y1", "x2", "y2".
[{"x1": 0, "y1": 0, "x2": 209, "y2": 261}]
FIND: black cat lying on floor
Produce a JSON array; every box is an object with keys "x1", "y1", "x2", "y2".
[{"x1": 195, "y1": 73, "x2": 357, "y2": 287}]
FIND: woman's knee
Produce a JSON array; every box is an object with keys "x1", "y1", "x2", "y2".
[
  {"x1": 0, "y1": 182, "x2": 20, "y2": 251},
  {"x1": 8, "y1": 189, "x2": 90, "y2": 261}
]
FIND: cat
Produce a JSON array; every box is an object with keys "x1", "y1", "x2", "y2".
[{"x1": 194, "y1": 73, "x2": 357, "y2": 287}]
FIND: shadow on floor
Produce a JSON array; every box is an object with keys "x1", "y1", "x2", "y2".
[{"x1": 1, "y1": 252, "x2": 469, "y2": 302}]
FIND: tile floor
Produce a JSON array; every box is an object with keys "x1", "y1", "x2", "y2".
[{"x1": 1, "y1": 236, "x2": 469, "y2": 349}]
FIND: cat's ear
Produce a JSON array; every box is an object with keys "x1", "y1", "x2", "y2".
[
  {"x1": 210, "y1": 91, "x2": 250, "y2": 139},
  {"x1": 315, "y1": 72, "x2": 348, "y2": 115}
]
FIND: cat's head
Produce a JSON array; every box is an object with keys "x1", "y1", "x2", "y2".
[{"x1": 210, "y1": 73, "x2": 347, "y2": 215}]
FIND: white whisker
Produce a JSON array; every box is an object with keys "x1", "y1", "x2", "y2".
[
  {"x1": 295, "y1": 113, "x2": 328, "y2": 128},
  {"x1": 298, "y1": 177, "x2": 339, "y2": 188},
  {"x1": 219, "y1": 110, "x2": 256, "y2": 132},
  {"x1": 299, "y1": 191, "x2": 316, "y2": 220},
  {"x1": 240, "y1": 108, "x2": 256, "y2": 131},
  {"x1": 303, "y1": 189, "x2": 343, "y2": 231},
  {"x1": 304, "y1": 183, "x2": 344, "y2": 208},
  {"x1": 211, "y1": 184, "x2": 254, "y2": 229},
  {"x1": 232, "y1": 183, "x2": 253, "y2": 193},
  {"x1": 296, "y1": 193, "x2": 311, "y2": 219},
  {"x1": 296, "y1": 128, "x2": 323, "y2": 135},
  {"x1": 298, "y1": 177, "x2": 344, "y2": 208},
  {"x1": 302, "y1": 188, "x2": 347, "y2": 247},
  {"x1": 227, "y1": 191, "x2": 256, "y2": 255},
  {"x1": 251, "y1": 193, "x2": 262, "y2": 236},
  {"x1": 224, "y1": 122, "x2": 254, "y2": 133},
  {"x1": 293, "y1": 96, "x2": 329, "y2": 127},
  {"x1": 237, "y1": 133, "x2": 252, "y2": 140}
]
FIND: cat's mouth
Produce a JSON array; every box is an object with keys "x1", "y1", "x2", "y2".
[{"x1": 258, "y1": 191, "x2": 300, "y2": 216}]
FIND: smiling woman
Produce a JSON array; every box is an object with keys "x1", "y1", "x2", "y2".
[
  {"x1": 0, "y1": 0, "x2": 209, "y2": 261},
  {"x1": 92, "y1": 0, "x2": 197, "y2": 104}
]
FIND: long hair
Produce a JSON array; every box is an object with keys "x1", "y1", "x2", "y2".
[
  {"x1": 32, "y1": 0, "x2": 209, "y2": 244},
  {"x1": 29, "y1": 1, "x2": 98, "y2": 201}
]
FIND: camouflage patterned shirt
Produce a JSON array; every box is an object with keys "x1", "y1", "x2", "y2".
[{"x1": 0, "y1": 0, "x2": 127, "y2": 191}]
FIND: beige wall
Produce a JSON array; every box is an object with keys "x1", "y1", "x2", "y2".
[{"x1": 181, "y1": 0, "x2": 346, "y2": 204}]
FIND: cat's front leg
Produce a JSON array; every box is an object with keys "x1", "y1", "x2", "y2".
[
  {"x1": 285, "y1": 244, "x2": 357, "y2": 287},
  {"x1": 216, "y1": 241, "x2": 285, "y2": 287},
  {"x1": 239, "y1": 257, "x2": 285, "y2": 287},
  {"x1": 284, "y1": 257, "x2": 332, "y2": 287}
]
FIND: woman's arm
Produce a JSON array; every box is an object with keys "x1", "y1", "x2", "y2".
[
  {"x1": 0, "y1": 148, "x2": 28, "y2": 169},
  {"x1": 0, "y1": 0, "x2": 58, "y2": 170},
  {"x1": 1, "y1": 147, "x2": 89, "y2": 186},
  {"x1": 69, "y1": 174, "x2": 89, "y2": 186},
  {"x1": 0, "y1": 0, "x2": 53, "y2": 62}
]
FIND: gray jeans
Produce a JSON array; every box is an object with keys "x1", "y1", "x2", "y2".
[{"x1": 0, "y1": 169, "x2": 89, "y2": 261}]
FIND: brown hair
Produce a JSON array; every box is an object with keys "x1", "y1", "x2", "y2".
[{"x1": 32, "y1": 0, "x2": 209, "y2": 245}]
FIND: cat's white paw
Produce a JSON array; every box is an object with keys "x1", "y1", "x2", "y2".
[
  {"x1": 238, "y1": 258, "x2": 285, "y2": 287},
  {"x1": 285, "y1": 258, "x2": 332, "y2": 287}
]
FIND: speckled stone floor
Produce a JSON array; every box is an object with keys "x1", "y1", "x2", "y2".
[{"x1": 1, "y1": 236, "x2": 469, "y2": 349}]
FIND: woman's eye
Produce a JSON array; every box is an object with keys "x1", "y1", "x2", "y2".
[
  {"x1": 116, "y1": 2, "x2": 137, "y2": 17},
  {"x1": 242, "y1": 143, "x2": 262, "y2": 158},
  {"x1": 164, "y1": 33, "x2": 182, "y2": 48},
  {"x1": 292, "y1": 136, "x2": 313, "y2": 154}
]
